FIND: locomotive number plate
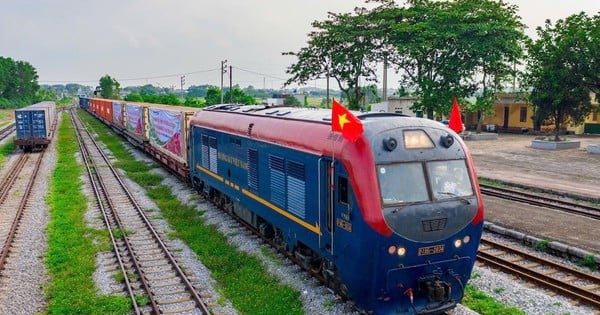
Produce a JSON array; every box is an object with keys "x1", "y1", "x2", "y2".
[
  {"x1": 417, "y1": 245, "x2": 445, "y2": 256},
  {"x1": 336, "y1": 218, "x2": 352, "y2": 232}
]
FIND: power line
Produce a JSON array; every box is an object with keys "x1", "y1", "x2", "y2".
[
  {"x1": 39, "y1": 67, "x2": 220, "y2": 84},
  {"x1": 232, "y1": 66, "x2": 286, "y2": 81}
]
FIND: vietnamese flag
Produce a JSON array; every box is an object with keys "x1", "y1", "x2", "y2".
[
  {"x1": 449, "y1": 97, "x2": 464, "y2": 133},
  {"x1": 331, "y1": 98, "x2": 363, "y2": 143}
]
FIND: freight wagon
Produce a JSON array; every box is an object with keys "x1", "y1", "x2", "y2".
[{"x1": 14, "y1": 101, "x2": 57, "y2": 151}]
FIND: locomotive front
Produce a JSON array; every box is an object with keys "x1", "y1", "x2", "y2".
[{"x1": 344, "y1": 116, "x2": 484, "y2": 314}]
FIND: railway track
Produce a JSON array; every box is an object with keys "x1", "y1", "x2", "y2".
[
  {"x1": 71, "y1": 111, "x2": 211, "y2": 315},
  {"x1": 480, "y1": 184, "x2": 600, "y2": 220},
  {"x1": 0, "y1": 151, "x2": 44, "y2": 273},
  {"x1": 0, "y1": 122, "x2": 15, "y2": 142},
  {"x1": 477, "y1": 237, "x2": 600, "y2": 309}
]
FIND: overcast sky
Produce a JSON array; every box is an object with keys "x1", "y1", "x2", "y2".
[{"x1": 1, "y1": 1, "x2": 598, "y2": 91}]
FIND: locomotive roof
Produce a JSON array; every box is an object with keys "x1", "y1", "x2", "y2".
[{"x1": 201, "y1": 104, "x2": 442, "y2": 130}]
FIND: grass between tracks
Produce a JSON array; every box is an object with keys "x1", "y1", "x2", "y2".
[
  {"x1": 78, "y1": 110, "x2": 303, "y2": 315},
  {"x1": 46, "y1": 112, "x2": 130, "y2": 313},
  {"x1": 0, "y1": 140, "x2": 14, "y2": 167}
]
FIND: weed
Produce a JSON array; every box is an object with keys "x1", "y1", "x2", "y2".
[
  {"x1": 581, "y1": 254, "x2": 597, "y2": 271},
  {"x1": 535, "y1": 239, "x2": 550, "y2": 252}
]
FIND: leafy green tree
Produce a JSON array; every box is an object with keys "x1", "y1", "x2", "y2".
[
  {"x1": 124, "y1": 93, "x2": 143, "y2": 102},
  {"x1": 283, "y1": 6, "x2": 382, "y2": 109},
  {"x1": 204, "y1": 86, "x2": 222, "y2": 106},
  {"x1": 224, "y1": 87, "x2": 257, "y2": 105},
  {"x1": 187, "y1": 85, "x2": 211, "y2": 98},
  {"x1": 184, "y1": 97, "x2": 205, "y2": 108},
  {"x1": 373, "y1": 0, "x2": 525, "y2": 120},
  {"x1": 524, "y1": 14, "x2": 594, "y2": 140},
  {"x1": 284, "y1": 95, "x2": 301, "y2": 106},
  {"x1": 99, "y1": 75, "x2": 121, "y2": 99},
  {"x1": 158, "y1": 93, "x2": 182, "y2": 105},
  {"x1": 0, "y1": 56, "x2": 39, "y2": 107},
  {"x1": 455, "y1": 0, "x2": 526, "y2": 133},
  {"x1": 36, "y1": 88, "x2": 58, "y2": 102}
]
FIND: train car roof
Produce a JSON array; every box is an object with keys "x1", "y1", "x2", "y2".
[
  {"x1": 15, "y1": 101, "x2": 56, "y2": 111},
  {"x1": 200, "y1": 104, "x2": 444, "y2": 130}
]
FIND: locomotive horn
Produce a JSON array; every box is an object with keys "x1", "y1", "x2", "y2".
[
  {"x1": 383, "y1": 137, "x2": 398, "y2": 151},
  {"x1": 441, "y1": 135, "x2": 454, "y2": 148}
]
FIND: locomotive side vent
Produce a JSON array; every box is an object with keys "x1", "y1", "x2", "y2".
[{"x1": 422, "y1": 218, "x2": 447, "y2": 232}]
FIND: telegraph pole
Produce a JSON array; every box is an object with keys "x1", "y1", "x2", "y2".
[
  {"x1": 229, "y1": 65, "x2": 233, "y2": 104},
  {"x1": 180, "y1": 75, "x2": 185, "y2": 99},
  {"x1": 221, "y1": 60, "x2": 227, "y2": 104}
]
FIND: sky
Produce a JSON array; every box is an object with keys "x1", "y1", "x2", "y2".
[{"x1": 1, "y1": 1, "x2": 598, "y2": 91}]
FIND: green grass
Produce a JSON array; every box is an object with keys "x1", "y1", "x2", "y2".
[
  {"x1": 45, "y1": 112, "x2": 131, "y2": 314},
  {"x1": 0, "y1": 140, "x2": 15, "y2": 167},
  {"x1": 463, "y1": 285, "x2": 525, "y2": 315},
  {"x1": 78, "y1": 110, "x2": 304, "y2": 314}
]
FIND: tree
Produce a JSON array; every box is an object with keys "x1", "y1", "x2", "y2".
[
  {"x1": 0, "y1": 56, "x2": 39, "y2": 107},
  {"x1": 455, "y1": 0, "x2": 526, "y2": 133},
  {"x1": 283, "y1": 6, "x2": 382, "y2": 109},
  {"x1": 223, "y1": 87, "x2": 257, "y2": 105},
  {"x1": 284, "y1": 95, "x2": 301, "y2": 106},
  {"x1": 99, "y1": 75, "x2": 121, "y2": 99},
  {"x1": 524, "y1": 14, "x2": 594, "y2": 141},
  {"x1": 372, "y1": 0, "x2": 525, "y2": 121},
  {"x1": 124, "y1": 93, "x2": 143, "y2": 102},
  {"x1": 204, "y1": 86, "x2": 222, "y2": 106}
]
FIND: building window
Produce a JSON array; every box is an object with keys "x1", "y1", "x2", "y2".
[{"x1": 520, "y1": 107, "x2": 527, "y2": 123}]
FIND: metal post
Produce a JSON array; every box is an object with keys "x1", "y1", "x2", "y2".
[{"x1": 221, "y1": 60, "x2": 227, "y2": 104}]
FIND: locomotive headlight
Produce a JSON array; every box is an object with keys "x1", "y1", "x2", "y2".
[
  {"x1": 454, "y1": 239, "x2": 463, "y2": 248},
  {"x1": 388, "y1": 246, "x2": 397, "y2": 255},
  {"x1": 388, "y1": 245, "x2": 406, "y2": 256},
  {"x1": 463, "y1": 235, "x2": 471, "y2": 244}
]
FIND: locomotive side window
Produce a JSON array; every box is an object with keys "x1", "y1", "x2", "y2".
[
  {"x1": 378, "y1": 162, "x2": 428, "y2": 205},
  {"x1": 338, "y1": 177, "x2": 349, "y2": 204},
  {"x1": 427, "y1": 160, "x2": 473, "y2": 200}
]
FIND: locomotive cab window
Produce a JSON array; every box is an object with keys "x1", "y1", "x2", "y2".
[
  {"x1": 427, "y1": 160, "x2": 473, "y2": 200},
  {"x1": 338, "y1": 176, "x2": 349, "y2": 204},
  {"x1": 378, "y1": 162, "x2": 429, "y2": 205},
  {"x1": 378, "y1": 160, "x2": 473, "y2": 205}
]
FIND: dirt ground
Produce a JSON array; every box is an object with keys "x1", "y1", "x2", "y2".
[
  {"x1": 463, "y1": 133, "x2": 600, "y2": 253},
  {"x1": 465, "y1": 134, "x2": 600, "y2": 200}
]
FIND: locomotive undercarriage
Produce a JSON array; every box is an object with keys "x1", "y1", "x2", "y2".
[{"x1": 195, "y1": 179, "x2": 350, "y2": 303}]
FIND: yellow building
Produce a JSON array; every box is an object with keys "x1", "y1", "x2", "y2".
[
  {"x1": 464, "y1": 92, "x2": 600, "y2": 134},
  {"x1": 464, "y1": 93, "x2": 532, "y2": 133}
]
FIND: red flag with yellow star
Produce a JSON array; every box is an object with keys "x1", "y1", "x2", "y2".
[{"x1": 331, "y1": 98, "x2": 363, "y2": 142}]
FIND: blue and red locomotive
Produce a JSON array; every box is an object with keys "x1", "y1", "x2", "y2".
[{"x1": 188, "y1": 104, "x2": 484, "y2": 314}]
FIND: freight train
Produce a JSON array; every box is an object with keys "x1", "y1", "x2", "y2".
[
  {"x1": 14, "y1": 101, "x2": 57, "y2": 151},
  {"x1": 79, "y1": 96, "x2": 484, "y2": 315}
]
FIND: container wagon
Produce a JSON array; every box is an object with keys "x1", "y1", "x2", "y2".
[
  {"x1": 143, "y1": 103, "x2": 200, "y2": 178},
  {"x1": 14, "y1": 101, "x2": 57, "y2": 151}
]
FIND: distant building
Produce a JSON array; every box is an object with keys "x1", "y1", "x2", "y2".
[{"x1": 370, "y1": 96, "x2": 421, "y2": 117}]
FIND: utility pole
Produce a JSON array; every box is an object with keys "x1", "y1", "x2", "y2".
[
  {"x1": 229, "y1": 65, "x2": 233, "y2": 104},
  {"x1": 221, "y1": 60, "x2": 227, "y2": 104},
  {"x1": 382, "y1": 55, "x2": 388, "y2": 102},
  {"x1": 180, "y1": 75, "x2": 185, "y2": 99}
]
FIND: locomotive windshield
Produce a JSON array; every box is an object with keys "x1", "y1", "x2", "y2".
[{"x1": 378, "y1": 159, "x2": 473, "y2": 206}]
